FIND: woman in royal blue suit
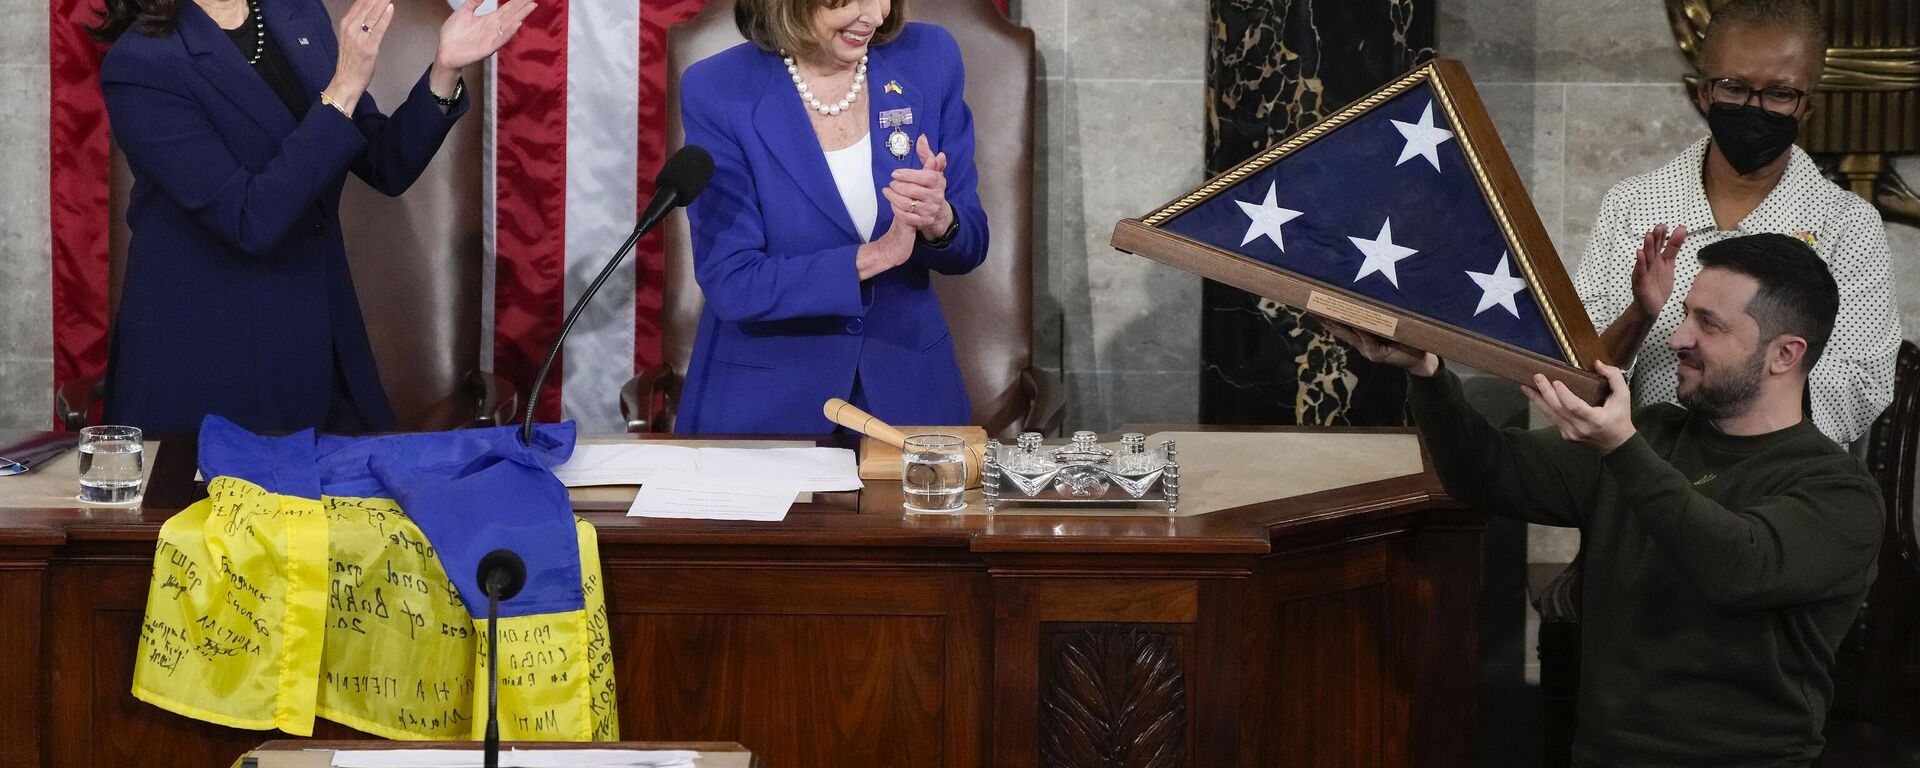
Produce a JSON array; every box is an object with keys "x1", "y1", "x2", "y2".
[
  {"x1": 675, "y1": 0, "x2": 989, "y2": 435},
  {"x1": 95, "y1": 0, "x2": 536, "y2": 434}
]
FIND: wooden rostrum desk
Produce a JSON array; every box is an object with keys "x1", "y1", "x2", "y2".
[{"x1": 0, "y1": 428, "x2": 1486, "y2": 768}]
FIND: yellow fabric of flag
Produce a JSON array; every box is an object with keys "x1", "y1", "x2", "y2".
[{"x1": 132, "y1": 476, "x2": 617, "y2": 741}]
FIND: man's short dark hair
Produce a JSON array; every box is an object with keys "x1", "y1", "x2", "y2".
[
  {"x1": 1696, "y1": 233, "x2": 1840, "y2": 372},
  {"x1": 1701, "y1": 0, "x2": 1831, "y2": 81}
]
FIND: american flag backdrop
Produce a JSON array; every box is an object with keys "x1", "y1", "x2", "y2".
[{"x1": 1160, "y1": 80, "x2": 1567, "y2": 362}]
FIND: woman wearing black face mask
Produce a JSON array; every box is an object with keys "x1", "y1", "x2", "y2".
[
  {"x1": 1701, "y1": 76, "x2": 1806, "y2": 175},
  {"x1": 1553, "y1": 0, "x2": 1902, "y2": 762}
]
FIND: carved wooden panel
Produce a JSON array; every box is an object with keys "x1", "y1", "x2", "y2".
[{"x1": 1038, "y1": 626, "x2": 1190, "y2": 768}]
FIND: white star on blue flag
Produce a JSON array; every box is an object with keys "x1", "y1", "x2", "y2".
[
  {"x1": 1234, "y1": 182, "x2": 1305, "y2": 251},
  {"x1": 1391, "y1": 102, "x2": 1455, "y2": 172},
  {"x1": 1466, "y1": 252, "x2": 1529, "y2": 318},
  {"x1": 1348, "y1": 219, "x2": 1420, "y2": 289}
]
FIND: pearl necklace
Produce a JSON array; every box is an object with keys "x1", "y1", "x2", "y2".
[
  {"x1": 241, "y1": 0, "x2": 266, "y2": 66},
  {"x1": 783, "y1": 53, "x2": 867, "y2": 117}
]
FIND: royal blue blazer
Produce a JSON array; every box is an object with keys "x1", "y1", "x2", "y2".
[
  {"x1": 675, "y1": 23, "x2": 989, "y2": 435},
  {"x1": 99, "y1": 0, "x2": 467, "y2": 435}
]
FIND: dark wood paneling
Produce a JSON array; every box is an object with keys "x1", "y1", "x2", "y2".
[
  {"x1": 616, "y1": 614, "x2": 946, "y2": 767},
  {"x1": 0, "y1": 548, "x2": 53, "y2": 768},
  {"x1": 1273, "y1": 585, "x2": 1389, "y2": 767},
  {"x1": 1242, "y1": 540, "x2": 1393, "y2": 768},
  {"x1": 1393, "y1": 526, "x2": 1483, "y2": 767},
  {"x1": 607, "y1": 566, "x2": 990, "y2": 768}
]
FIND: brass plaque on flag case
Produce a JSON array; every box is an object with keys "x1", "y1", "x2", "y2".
[{"x1": 1110, "y1": 59, "x2": 1611, "y2": 403}]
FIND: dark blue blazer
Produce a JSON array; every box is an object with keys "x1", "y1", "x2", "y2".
[
  {"x1": 99, "y1": 0, "x2": 467, "y2": 435},
  {"x1": 675, "y1": 23, "x2": 988, "y2": 435}
]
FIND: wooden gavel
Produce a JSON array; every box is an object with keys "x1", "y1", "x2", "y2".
[{"x1": 822, "y1": 399, "x2": 986, "y2": 487}]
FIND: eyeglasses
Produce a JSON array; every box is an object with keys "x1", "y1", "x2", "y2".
[{"x1": 1704, "y1": 77, "x2": 1809, "y2": 116}]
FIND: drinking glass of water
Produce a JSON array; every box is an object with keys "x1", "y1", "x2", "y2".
[
  {"x1": 78, "y1": 425, "x2": 144, "y2": 505},
  {"x1": 902, "y1": 433, "x2": 967, "y2": 514}
]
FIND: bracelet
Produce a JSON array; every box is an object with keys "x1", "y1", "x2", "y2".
[
  {"x1": 318, "y1": 91, "x2": 351, "y2": 119},
  {"x1": 434, "y1": 79, "x2": 465, "y2": 107},
  {"x1": 920, "y1": 218, "x2": 960, "y2": 248}
]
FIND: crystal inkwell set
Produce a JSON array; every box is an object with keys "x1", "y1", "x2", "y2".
[{"x1": 981, "y1": 431, "x2": 1180, "y2": 514}]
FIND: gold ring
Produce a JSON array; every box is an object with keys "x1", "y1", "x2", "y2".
[
  {"x1": 360, "y1": 23, "x2": 371, "y2": 32},
  {"x1": 909, "y1": 200, "x2": 918, "y2": 213}
]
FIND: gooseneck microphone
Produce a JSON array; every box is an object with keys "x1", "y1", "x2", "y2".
[
  {"x1": 477, "y1": 549, "x2": 527, "y2": 768},
  {"x1": 518, "y1": 146, "x2": 716, "y2": 444}
]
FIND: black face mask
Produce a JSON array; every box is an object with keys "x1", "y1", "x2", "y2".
[{"x1": 1706, "y1": 102, "x2": 1800, "y2": 175}]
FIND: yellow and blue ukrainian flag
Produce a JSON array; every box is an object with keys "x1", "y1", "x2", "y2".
[{"x1": 132, "y1": 416, "x2": 617, "y2": 741}]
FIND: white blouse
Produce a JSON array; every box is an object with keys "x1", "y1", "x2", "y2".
[{"x1": 823, "y1": 133, "x2": 877, "y2": 243}]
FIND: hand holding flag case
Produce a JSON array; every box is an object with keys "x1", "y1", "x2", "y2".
[{"x1": 1110, "y1": 59, "x2": 1611, "y2": 402}]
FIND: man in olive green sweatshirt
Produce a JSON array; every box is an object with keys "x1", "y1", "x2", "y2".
[{"x1": 1326, "y1": 232, "x2": 1882, "y2": 767}]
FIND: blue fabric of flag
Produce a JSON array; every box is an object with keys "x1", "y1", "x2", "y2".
[
  {"x1": 195, "y1": 415, "x2": 584, "y2": 619},
  {"x1": 1161, "y1": 82, "x2": 1564, "y2": 360}
]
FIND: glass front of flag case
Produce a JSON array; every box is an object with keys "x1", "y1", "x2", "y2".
[{"x1": 1112, "y1": 60, "x2": 1612, "y2": 402}]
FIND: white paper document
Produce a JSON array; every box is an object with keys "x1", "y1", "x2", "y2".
[
  {"x1": 328, "y1": 748, "x2": 699, "y2": 767},
  {"x1": 554, "y1": 444, "x2": 860, "y2": 492},
  {"x1": 626, "y1": 475, "x2": 806, "y2": 521},
  {"x1": 551, "y1": 444, "x2": 698, "y2": 487},
  {"x1": 692, "y1": 447, "x2": 863, "y2": 491}
]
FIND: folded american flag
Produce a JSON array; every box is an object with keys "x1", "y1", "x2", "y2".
[{"x1": 1160, "y1": 79, "x2": 1563, "y2": 360}]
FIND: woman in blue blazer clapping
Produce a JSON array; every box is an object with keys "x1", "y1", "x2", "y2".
[
  {"x1": 675, "y1": 0, "x2": 989, "y2": 435},
  {"x1": 94, "y1": 0, "x2": 536, "y2": 434}
]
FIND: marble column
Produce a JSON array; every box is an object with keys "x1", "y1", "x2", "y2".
[
  {"x1": 1198, "y1": 0, "x2": 1434, "y2": 425},
  {"x1": 0, "y1": 0, "x2": 51, "y2": 429}
]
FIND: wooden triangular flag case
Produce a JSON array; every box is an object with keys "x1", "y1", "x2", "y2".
[{"x1": 1111, "y1": 59, "x2": 1611, "y2": 402}]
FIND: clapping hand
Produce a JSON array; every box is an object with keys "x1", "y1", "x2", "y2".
[
  {"x1": 324, "y1": 0, "x2": 397, "y2": 113},
  {"x1": 1631, "y1": 224, "x2": 1685, "y2": 321},
  {"x1": 882, "y1": 135, "x2": 954, "y2": 240},
  {"x1": 854, "y1": 207, "x2": 918, "y2": 280},
  {"x1": 436, "y1": 0, "x2": 538, "y2": 71}
]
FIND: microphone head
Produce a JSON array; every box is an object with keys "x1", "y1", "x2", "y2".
[
  {"x1": 656, "y1": 145, "x2": 715, "y2": 207},
  {"x1": 477, "y1": 549, "x2": 527, "y2": 601}
]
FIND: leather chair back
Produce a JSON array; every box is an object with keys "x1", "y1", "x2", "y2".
[
  {"x1": 661, "y1": 0, "x2": 1037, "y2": 435},
  {"x1": 108, "y1": 0, "x2": 487, "y2": 431},
  {"x1": 1855, "y1": 340, "x2": 1920, "y2": 718}
]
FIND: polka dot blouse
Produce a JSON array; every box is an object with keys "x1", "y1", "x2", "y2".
[{"x1": 1572, "y1": 137, "x2": 1902, "y2": 446}]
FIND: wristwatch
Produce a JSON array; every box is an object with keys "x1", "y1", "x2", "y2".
[
  {"x1": 920, "y1": 218, "x2": 960, "y2": 248},
  {"x1": 434, "y1": 78, "x2": 465, "y2": 108}
]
